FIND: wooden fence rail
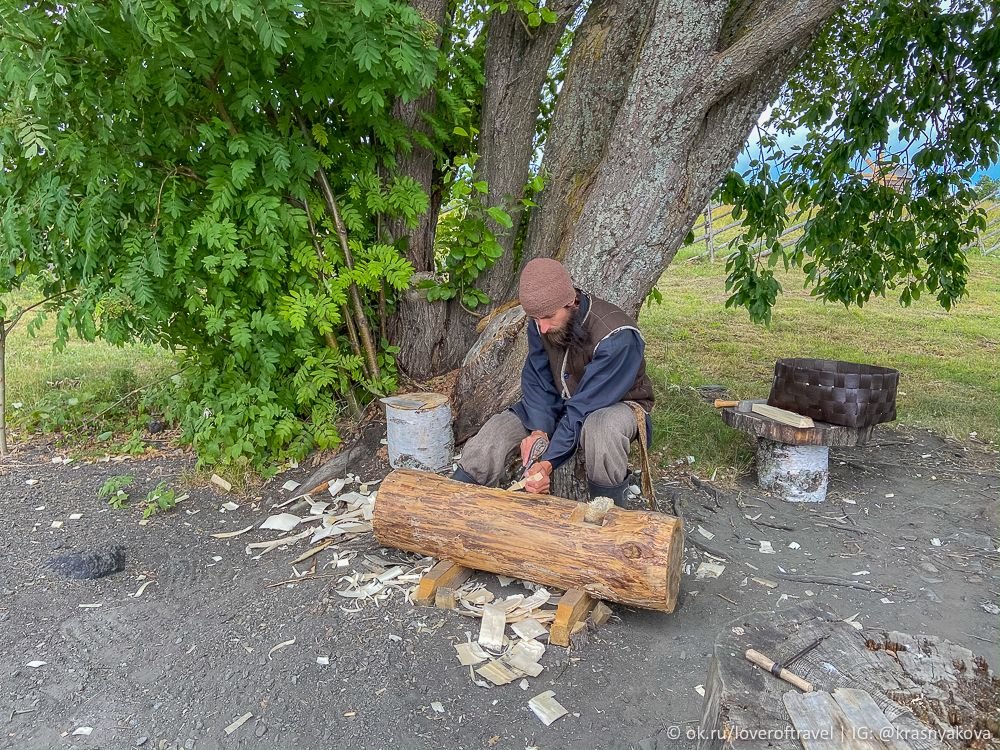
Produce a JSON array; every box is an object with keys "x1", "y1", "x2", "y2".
[{"x1": 687, "y1": 190, "x2": 1000, "y2": 262}]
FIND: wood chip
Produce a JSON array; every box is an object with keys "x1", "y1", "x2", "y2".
[
  {"x1": 504, "y1": 650, "x2": 544, "y2": 678},
  {"x1": 50, "y1": 521, "x2": 63, "y2": 529},
  {"x1": 267, "y1": 638, "x2": 295, "y2": 660},
  {"x1": 221, "y1": 501, "x2": 240, "y2": 511},
  {"x1": 478, "y1": 603, "x2": 506, "y2": 652},
  {"x1": 246, "y1": 530, "x2": 310, "y2": 555},
  {"x1": 260, "y1": 513, "x2": 302, "y2": 531},
  {"x1": 528, "y1": 691, "x2": 568, "y2": 726},
  {"x1": 210, "y1": 474, "x2": 232, "y2": 492},
  {"x1": 455, "y1": 642, "x2": 489, "y2": 666},
  {"x1": 282, "y1": 480, "x2": 301, "y2": 492},
  {"x1": 68, "y1": 513, "x2": 83, "y2": 520},
  {"x1": 510, "y1": 638, "x2": 545, "y2": 663},
  {"x1": 496, "y1": 575, "x2": 514, "y2": 587},
  {"x1": 430, "y1": 701, "x2": 445, "y2": 713},
  {"x1": 696, "y1": 562, "x2": 726, "y2": 580},
  {"x1": 511, "y1": 619, "x2": 548, "y2": 641},
  {"x1": 210, "y1": 525, "x2": 254, "y2": 539},
  {"x1": 26, "y1": 661, "x2": 47, "y2": 668},
  {"x1": 463, "y1": 589, "x2": 495, "y2": 605},
  {"x1": 591, "y1": 601, "x2": 614, "y2": 626},
  {"x1": 697, "y1": 525, "x2": 715, "y2": 540},
  {"x1": 224, "y1": 712, "x2": 253, "y2": 735},
  {"x1": 751, "y1": 576, "x2": 778, "y2": 589},
  {"x1": 290, "y1": 540, "x2": 334, "y2": 565},
  {"x1": 72, "y1": 727, "x2": 93, "y2": 736},
  {"x1": 476, "y1": 659, "x2": 519, "y2": 686},
  {"x1": 327, "y1": 478, "x2": 346, "y2": 497},
  {"x1": 129, "y1": 581, "x2": 154, "y2": 598}
]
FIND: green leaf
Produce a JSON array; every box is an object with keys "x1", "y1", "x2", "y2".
[{"x1": 486, "y1": 206, "x2": 513, "y2": 229}]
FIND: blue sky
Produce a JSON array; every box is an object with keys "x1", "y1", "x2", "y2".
[{"x1": 734, "y1": 115, "x2": 1000, "y2": 183}]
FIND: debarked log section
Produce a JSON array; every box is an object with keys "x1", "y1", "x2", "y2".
[{"x1": 373, "y1": 469, "x2": 684, "y2": 612}]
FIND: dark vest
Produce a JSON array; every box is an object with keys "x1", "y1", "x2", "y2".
[{"x1": 537, "y1": 292, "x2": 654, "y2": 412}]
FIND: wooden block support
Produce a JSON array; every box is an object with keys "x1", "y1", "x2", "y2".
[
  {"x1": 414, "y1": 560, "x2": 472, "y2": 606},
  {"x1": 549, "y1": 589, "x2": 595, "y2": 647},
  {"x1": 374, "y1": 469, "x2": 684, "y2": 612}
]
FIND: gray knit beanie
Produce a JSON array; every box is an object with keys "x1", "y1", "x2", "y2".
[{"x1": 518, "y1": 258, "x2": 576, "y2": 318}]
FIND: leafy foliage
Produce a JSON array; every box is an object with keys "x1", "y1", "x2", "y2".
[
  {"x1": 142, "y1": 481, "x2": 178, "y2": 519},
  {"x1": 723, "y1": 0, "x2": 999, "y2": 323},
  {"x1": 98, "y1": 474, "x2": 136, "y2": 509},
  {"x1": 0, "y1": 0, "x2": 475, "y2": 466}
]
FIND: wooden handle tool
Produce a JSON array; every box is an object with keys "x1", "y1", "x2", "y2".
[
  {"x1": 745, "y1": 649, "x2": 814, "y2": 692},
  {"x1": 713, "y1": 399, "x2": 739, "y2": 408}
]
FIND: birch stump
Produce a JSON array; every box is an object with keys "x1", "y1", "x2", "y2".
[{"x1": 374, "y1": 469, "x2": 684, "y2": 611}]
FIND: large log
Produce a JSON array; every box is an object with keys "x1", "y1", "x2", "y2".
[{"x1": 373, "y1": 469, "x2": 684, "y2": 611}]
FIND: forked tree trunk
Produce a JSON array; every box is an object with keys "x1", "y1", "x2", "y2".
[{"x1": 394, "y1": 0, "x2": 845, "y2": 409}]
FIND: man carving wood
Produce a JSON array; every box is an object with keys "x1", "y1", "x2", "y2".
[{"x1": 452, "y1": 259, "x2": 654, "y2": 505}]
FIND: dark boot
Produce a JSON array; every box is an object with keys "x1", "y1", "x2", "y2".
[
  {"x1": 588, "y1": 479, "x2": 630, "y2": 507},
  {"x1": 450, "y1": 466, "x2": 480, "y2": 485}
]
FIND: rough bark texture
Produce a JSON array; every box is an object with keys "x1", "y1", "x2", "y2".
[
  {"x1": 453, "y1": 305, "x2": 528, "y2": 443},
  {"x1": 373, "y1": 469, "x2": 684, "y2": 611},
  {"x1": 521, "y1": 0, "x2": 658, "y2": 266},
  {"x1": 384, "y1": 0, "x2": 453, "y2": 380},
  {"x1": 474, "y1": 1, "x2": 582, "y2": 304},
  {"x1": 450, "y1": 0, "x2": 845, "y2": 431}
]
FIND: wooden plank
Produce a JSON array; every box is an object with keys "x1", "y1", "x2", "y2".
[
  {"x1": 783, "y1": 691, "x2": 880, "y2": 750},
  {"x1": 831, "y1": 688, "x2": 913, "y2": 750},
  {"x1": 414, "y1": 560, "x2": 472, "y2": 606},
  {"x1": 549, "y1": 589, "x2": 595, "y2": 647},
  {"x1": 751, "y1": 403, "x2": 815, "y2": 428}
]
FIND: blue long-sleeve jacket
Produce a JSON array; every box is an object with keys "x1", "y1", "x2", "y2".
[{"x1": 511, "y1": 319, "x2": 650, "y2": 471}]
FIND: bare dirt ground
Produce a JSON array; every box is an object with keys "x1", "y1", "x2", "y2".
[{"x1": 1, "y1": 426, "x2": 997, "y2": 750}]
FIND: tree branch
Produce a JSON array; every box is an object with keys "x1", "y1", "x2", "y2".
[
  {"x1": 295, "y1": 112, "x2": 382, "y2": 381},
  {"x1": 708, "y1": 0, "x2": 844, "y2": 99},
  {"x1": 4, "y1": 290, "x2": 72, "y2": 335}
]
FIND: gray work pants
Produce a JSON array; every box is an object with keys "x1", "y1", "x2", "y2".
[{"x1": 458, "y1": 403, "x2": 638, "y2": 487}]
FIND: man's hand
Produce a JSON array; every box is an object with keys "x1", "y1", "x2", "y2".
[
  {"x1": 519, "y1": 430, "x2": 549, "y2": 466},
  {"x1": 524, "y1": 461, "x2": 553, "y2": 494}
]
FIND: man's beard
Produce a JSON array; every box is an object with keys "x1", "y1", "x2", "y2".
[{"x1": 543, "y1": 308, "x2": 588, "y2": 352}]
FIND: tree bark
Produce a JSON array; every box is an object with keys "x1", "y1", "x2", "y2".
[
  {"x1": 474, "y1": 1, "x2": 582, "y2": 304},
  {"x1": 374, "y1": 468, "x2": 684, "y2": 611},
  {"x1": 451, "y1": 0, "x2": 844, "y2": 432},
  {"x1": 521, "y1": 0, "x2": 657, "y2": 265}
]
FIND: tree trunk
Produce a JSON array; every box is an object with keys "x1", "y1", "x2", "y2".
[
  {"x1": 373, "y1": 468, "x2": 684, "y2": 611},
  {"x1": 451, "y1": 0, "x2": 844, "y2": 430},
  {"x1": 474, "y1": 1, "x2": 582, "y2": 305}
]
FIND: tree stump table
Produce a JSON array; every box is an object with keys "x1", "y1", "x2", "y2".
[
  {"x1": 721, "y1": 400, "x2": 876, "y2": 502},
  {"x1": 698, "y1": 601, "x2": 998, "y2": 750}
]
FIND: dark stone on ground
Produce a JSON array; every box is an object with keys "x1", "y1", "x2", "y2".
[{"x1": 46, "y1": 545, "x2": 126, "y2": 579}]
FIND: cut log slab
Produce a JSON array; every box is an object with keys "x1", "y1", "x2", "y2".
[
  {"x1": 722, "y1": 400, "x2": 875, "y2": 446},
  {"x1": 697, "y1": 601, "x2": 996, "y2": 750},
  {"x1": 374, "y1": 469, "x2": 684, "y2": 611}
]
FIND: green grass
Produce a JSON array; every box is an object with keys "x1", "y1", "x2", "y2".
[
  {"x1": 2, "y1": 287, "x2": 176, "y2": 452},
  {"x1": 642, "y1": 242, "x2": 1000, "y2": 479}
]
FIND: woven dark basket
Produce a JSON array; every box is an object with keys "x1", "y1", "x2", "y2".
[{"x1": 767, "y1": 359, "x2": 899, "y2": 428}]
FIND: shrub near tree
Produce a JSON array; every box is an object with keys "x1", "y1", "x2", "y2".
[{"x1": 1, "y1": 0, "x2": 997, "y2": 467}]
